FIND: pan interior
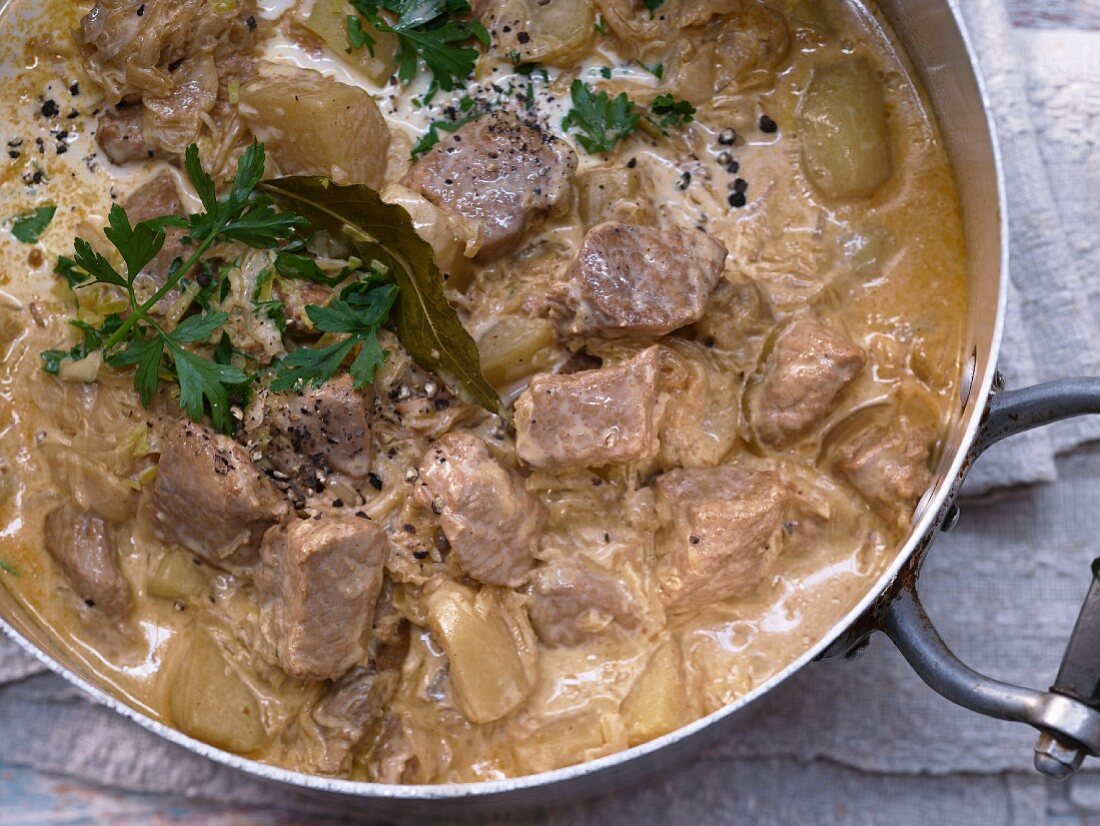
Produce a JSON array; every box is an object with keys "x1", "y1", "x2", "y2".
[{"x1": 0, "y1": 0, "x2": 1001, "y2": 800}]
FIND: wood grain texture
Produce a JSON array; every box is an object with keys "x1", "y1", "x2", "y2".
[{"x1": 1009, "y1": 0, "x2": 1100, "y2": 29}]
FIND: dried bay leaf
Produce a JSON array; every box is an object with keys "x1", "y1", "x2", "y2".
[{"x1": 261, "y1": 176, "x2": 506, "y2": 419}]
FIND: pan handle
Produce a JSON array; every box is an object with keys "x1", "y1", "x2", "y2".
[{"x1": 858, "y1": 378, "x2": 1100, "y2": 779}]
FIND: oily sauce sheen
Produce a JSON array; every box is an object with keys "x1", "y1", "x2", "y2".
[{"x1": 0, "y1": 0, "x2": 968, "y2": 782}]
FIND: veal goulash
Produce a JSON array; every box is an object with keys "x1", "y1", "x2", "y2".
[{"x1": 0, "y1": 0, "x2": 968, "y2": 782}]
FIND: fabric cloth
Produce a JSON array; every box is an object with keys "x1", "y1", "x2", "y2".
[{"x1": 3, "y1": 1, "x2": 1100, "y2": 822}]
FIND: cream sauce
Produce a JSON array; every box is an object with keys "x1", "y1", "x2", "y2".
[{"x1": 0, "y1": 0, "x2": 968, "y2": 783}]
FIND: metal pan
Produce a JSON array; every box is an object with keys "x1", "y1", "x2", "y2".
[{"x1": 5, "y1": 0, "x2": 1100, "y2": 815}]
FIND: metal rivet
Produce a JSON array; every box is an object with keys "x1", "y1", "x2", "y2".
[{"x1": 942, "y1": 504, "x2": 961, "y2": 532}]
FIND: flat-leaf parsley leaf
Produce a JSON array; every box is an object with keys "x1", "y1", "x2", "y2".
[
  {"x1": 10, "y1": 205, "x2": 56, "y2": 244},
  {"x1": 347, "y1": 0, "x2": 489, "y2": 91},
  {"x1": 562, "y1": 80, "x2": 640, "y2": 154}
]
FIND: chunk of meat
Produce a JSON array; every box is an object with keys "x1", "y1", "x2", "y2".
[
  {"x1": 238, "y1": 62, "x2": 391, "y2": 187},
  {"x1": 655, "y1": 464, "x2": 786, "y2": 609},
  {"x1": 305, "y1": 615, "x2": 410, "y2": 774},
  {"x1": 125, "y1": 170, "x2": 182, "y2": 221},
  {"x1": 835, "y1": 415, "x2": 936, "y2": 521},
  {"x1": 527, "y1": 558, "x2": 639, "y2": 647},
  {"x1": 749, "y1": 319, "x2": 866, "y2": 448},
  {"x1": 152, "y1": 420, "x2": 290, "y2": 569},
  {"x1": 402, "y1": 113, "x2": 577, "y2": 262},
  {"x1": 123, "y1": 172, "x2": 191, "y2": 307},
  {"x1": 267, "y1": 375, "x2": 373, "y2": 483},
  {"x1": 43, "y1": 505, "x2": 132, "y2": 620},
  {"x1": 79, "y1": 0, "x2": 257, "y2": 155},
  {"x1": 515, "y1": 347, "x2": 663, "y2": 470},
  {"x1": 416, "y1": 432, "x2": 543, "y2": 587},
  {"x1": 257, "y1": 516, "x2": 387, "y2": 680},
  {"x1": 96, "y1": 104, "x2": 157, "y2": 164},
  {"x1": 558, "y1": 223, "x2": 727, "y2": 339}
]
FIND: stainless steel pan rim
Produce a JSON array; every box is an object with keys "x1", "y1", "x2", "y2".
[{"x1": 0, "y1": 0, "x2": 1046, "y2": 809}]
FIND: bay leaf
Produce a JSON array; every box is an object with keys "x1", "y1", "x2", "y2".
[{"x1": 260, "y1": 176, "x2": 506, "y2": 419}]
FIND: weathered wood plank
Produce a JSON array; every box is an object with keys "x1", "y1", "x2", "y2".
[{"x1": 1009, "y1": 0, "x2": 1100, "y2": 29}]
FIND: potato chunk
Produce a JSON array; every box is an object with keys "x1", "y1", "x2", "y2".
[
  {"x1": 621, "y1": 638, "x2": 689, "y2": 746},
  {"x1": 238, "y1": 62, "x2": 391, "y2": 188},
  {"x1": 423, "y1": 581, "x2": 537, "y2": 724},
  {"x1": 148, "y1": 548, "x2": 208, "y2": 602},
  {"x1": 477, "y1": 317, "x2": 558, "y2": 387},
  {"x1": 169, "y1": 630, "x2": 266, "y2": 754},
  {"x1": 797, "y1": 57, "x2": 893, "y2": 201},
  {"x1": 482, "y1": 0, "x2": 594, "y2": 67},
  {"x1": 302, "y1": 0, "x2": 398, "y2": 84},
  {"x1": 575, "y1": 166, "x2": 649, "y2": 227}
]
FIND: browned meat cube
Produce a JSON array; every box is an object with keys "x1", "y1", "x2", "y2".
[
  {"x1": 402, "y1": 113, "x2": 577, "y2": 262},
  {"x1": 257, "y1": 516, "x2": 387, "y2": 680},
  {"x1": 125, "y1": 170, "x2": 182, "y2": 222},
  {"x1": 416, "y1": 432, "x2": 543, "y2": 587},
  {"x1": 267, "y1": 375, "x2": 373, "y2": 483},
  {"x1": 43, "y1": 504, "x2": 132, "y2": 620},
  {"x1": 515, "y1": 347, "x2": 662, "y2": 470},
  {"x1": 96, "y1": 104, "x2": 157, "y2": 164},
  {"x1": 835, "y1": 415, "x2": 936, "y2": 520},
  {"x1": 749, "y1": 319, "x2": 866, "y2": 448},
  {"x1": 304, "y1": 613, "x2": 409, "y2": 774},
  {"x1": 151, "y1": 420, "x2": 290, "y2": 570},
  {"x1": 527, "y1": 558, "x2": 639, "y2": 647},
  {"x1": 655, "y1": 464, "x2": 787, "y2": 610},
  {"x1": 560, "y1": 222, "x2": 728, "y2": 338}
]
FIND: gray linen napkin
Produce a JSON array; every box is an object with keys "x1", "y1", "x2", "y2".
[
  {"x1": 957, "y1": 0, "x2": 1100, "y2": 494},
  {"x1": 3, "y1": 0, "x2": 1100, "y2": 821}
]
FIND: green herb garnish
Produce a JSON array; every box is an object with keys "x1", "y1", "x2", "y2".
[
  {"x1": 261, "y1": 176, "x2": 505, "y2": 418},
  {"x1": 593, "y1": 13, "x2": 608, "y2": 34},
  {"x1": 347, "y1": 0, "x2": 489, "y2": 91},
  {"x1": 272, "y1": 278, "x2": 398, "y2": 391},
  {"x1": 274, "y1": 251, "x2": 363, "y2": 286},
  {"x1": 42, "y1": 142, "x2": 305, "y2": 431},
  {"x1": 650, "y1": 93, "x2": 696, "y2": 133},
  {"x1": 54, "y1": 255, "x2": 87, "y2": 289},
  {"x1": 411, "y1": 114, "x2": 478, "y2": 157},
  {"x1": 10, "y1": 205, "x2": 56, "y2": 244},
  {"x1": 562, "y1": 80, "x2": 640, "y2": 154},
  {"x1": 644, "y1": 0, "x2": 664, "y2": 11},
  {"x1": 640, "y1": 61, "x2": 664, "y2": 80},
  {"x1": 0, "y1": 559, "x2": 19, "y2": 576}
]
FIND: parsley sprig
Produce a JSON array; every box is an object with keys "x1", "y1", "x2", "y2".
[
  {"x1": 272, "y1": 278, "x2": 399, "y2": 392},
  {"x1": 43, "y1": 142, "x2": 306, "y2": 432},
  {"x1": 561, "y1": 80, "x2": 640, "y2": 154},
  {"x1": 347, "y1": 0, "x2": 489, "y2": 92},
  {"x1": 562, "y1": 80, "x2": 697, "y2": 154},
  {"x1": 651, "y1": 93, "x2": 696, "y2": 133}
]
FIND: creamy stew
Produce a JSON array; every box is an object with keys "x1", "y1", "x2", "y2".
[{"x1": 0, "y1": 0, "x2": 968, "y2": 782}]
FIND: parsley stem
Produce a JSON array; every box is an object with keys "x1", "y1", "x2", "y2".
[{"x1": 100, "y1": 235, "x2": 218, "y2": 351}]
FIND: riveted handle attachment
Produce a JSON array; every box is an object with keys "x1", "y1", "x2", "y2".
[{"x1": 869, "y1": 377, "x2": 1100, "y2": 779}]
